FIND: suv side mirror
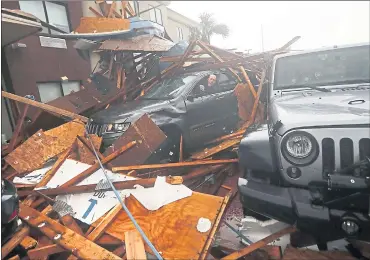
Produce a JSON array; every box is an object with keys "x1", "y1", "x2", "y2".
[{"x1": 187, "y1": 95, "x2": 194, "y2": 102}]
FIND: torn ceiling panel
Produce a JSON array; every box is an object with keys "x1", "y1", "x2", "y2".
[{"x1": 99, "y1": 34, "x2": 175, "y2": 52}]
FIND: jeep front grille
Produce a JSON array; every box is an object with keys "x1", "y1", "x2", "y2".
[
  {"x1": 322, "y1": 137, "x2": 370, "y2": 174},
  {"x1": 86, "y1": 123, "x2": 108, "y2": 136}
]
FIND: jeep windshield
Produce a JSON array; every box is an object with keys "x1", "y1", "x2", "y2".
[
  {"x1": 141, "y1": 74, "x2": 197, "y2": 100},
  {"x1": 274, "y1": 45, "x2": 370, "y2": 91}
]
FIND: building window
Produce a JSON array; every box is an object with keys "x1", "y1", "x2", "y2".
[
  {"x1": 148, "y1": 4, "x2": 163, "y2": 25},
  {"x1": 37, "y1": 81, "x2": 80, "y2": 103},
  {"x1": 19, "y1": 1, "x2": 71, "y2": 34},
  {"x1": 177, "y1": 27, "x2": 183, "y2": 40}
]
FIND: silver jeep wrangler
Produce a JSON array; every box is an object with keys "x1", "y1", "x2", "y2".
[{"x1": 238, "y1": 42, "x2": 370, "y2": 246}]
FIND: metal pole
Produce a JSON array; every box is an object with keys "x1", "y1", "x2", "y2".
[{"x1": 83, "y1": 127, "x2": 163, "y2": 259}]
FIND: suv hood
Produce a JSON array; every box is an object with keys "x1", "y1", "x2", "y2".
[
  {"x1": 271, "y1": 86, "x2": 370, "y2": 135},
  {"x1": 90, "y1": 99, "x2": 171, "y2": 123}
]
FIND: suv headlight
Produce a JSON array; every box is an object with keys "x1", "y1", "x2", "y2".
[
  {"x1": 105, "y1": 122, "x2": 131, "y2": 133},
  {"x1": 281, "y1": 131, "x2": 319, "y2": 166}
]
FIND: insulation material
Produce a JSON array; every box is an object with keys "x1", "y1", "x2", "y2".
[{"x1": 130, "y1": 176, "x2": 192, "y2": 211}]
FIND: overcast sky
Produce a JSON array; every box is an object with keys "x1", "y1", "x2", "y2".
[{"x1": 169, "y1": 1, "x2": 370, "y2": 53}]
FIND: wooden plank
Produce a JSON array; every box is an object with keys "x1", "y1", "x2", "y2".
[
  {"x1": 60, "y1": 140, "x2": 137, "y2": 188},
  {"x1": 221, "y1": 226, "x2": 297, "y2": 260},
  {"x1": 74, "y1": 17, "x2": 130, "y2": 33},
  {"x1": 20, "y1": 236, "x2": 38, "y2": 250},
  {"x1": 7, "y1": 104, "x2": 29, "y2": 153},
  {"x1": 190, "y1": 139, "x2": 241, "y2": 160},
  {"x1": 19, "y1": 204, "x2": 121, "y2": 260},
  {"x1": 112, "y1": 159, "x2": 238, "y2": 172},
  {"x1": 87, "y1": 204, "x2": 122, "y2": 241},
  {"x1": 250, "y1": 70, "x2": 266, "y2": 124},
  {"x1": 197, "y1": 41, "x2": 241, "y2": 82},
  {"x1": 107, "y1": 1, "x2": 117, "y2": 18},
  {"x1": 91, "y1": 192, "x2": 226, "y2": 259},
  {"x1": 1, "y1": 91, "x2": 88, "y2": 123},
  {"x1": 18, "y1": 165, "x2": 223, "y2": 198},
  {"x1": 89, "y1": 6, "x2": 104, "y2": 17},
  {"x1": 199, "y1": 192, "x2": 231, "y2": 259},
  {"x1": 1, "y1": 226, "x2": 30, "y2": 259},
  {"x1": 125, "y1": 230, "x2": 147, "y2": 260},
  {"x1": 28, "y1": 244, "x2": 65, "y2": 260},
  {"x1": 179, "y1": 135, "x2": 184, "y2": 162}
]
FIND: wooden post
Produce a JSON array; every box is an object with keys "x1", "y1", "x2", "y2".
[
  {"x1": 179, "y1": 135, "x2": 184, "y2": 162},
  {"x1": 239, "y1": 66, "x2": 257, "y2": 98}
]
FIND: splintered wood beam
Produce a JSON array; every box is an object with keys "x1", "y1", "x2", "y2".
[
  {"x1": 277, "y1": 36, "x2": 301, "y2": 51},
  {"x1": 197, "y1": 41, "x2": 242, "y2": 82},
  {"x1": 89, "y1": 6, "x2": 104, "y2": 17},
  {"x1": 19, "y1": 165, "x2": 223, "y2": 197},
  {"x1": 112, "y1": 159, "x2": 238, "y2": 172},
  {"x1": 250, "y1": 70, "x2": 266, "y2": 124},
  {"x1": 239, "y1": 66, "x2": 257, "y2": 98},
  {"x1": 8, "y1": 104, "x2": 29, "y2": 153},
  {"x1": 190, "y1": 139, "x2": 241, "y2": 160},
  {"x1": 221, "y1": 226, "x2": 297, "y2": 260},
  {"x1": 179, "y1": 135, "x2": 184, "y2": 162},
  {"x1": 19, "y1": 204, "x2": 121, "y2": 260},
  {"x1": 1, "y1": 226, "x2": 30, "y2": 259},
  {"x1": 87, "y1": 204, "x2": 122, "y2": 242},
  {"x1": 61, "y1": 140, "x2": 137, "y2": 188},
  {"x1": 27, "y1": 244, "x2": 65, "y2": 259},
  {"x1": 107, "y1": 1, "x2": 117, "y2": 18},
  {"x1": 1, "y1": 91, "x2": 88, "y2": 123},
  {"x1": 20, "y1": 236, "x2": 38, "y2": 250},
  {"x1": 125, "y1": 230, "x2": 147, "y2": 260}
]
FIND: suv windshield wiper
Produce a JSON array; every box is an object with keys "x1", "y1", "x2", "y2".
[{"x1": 280, "y1": 84, "x2": 331, "y2": 92}]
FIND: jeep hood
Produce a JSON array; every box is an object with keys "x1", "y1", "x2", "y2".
[
  {"x1": 90, "y1": 99, "x2": 171, "y2": 123},
  {"x1": 271, "y1": 88, "x2": 370, "y2": 135}
]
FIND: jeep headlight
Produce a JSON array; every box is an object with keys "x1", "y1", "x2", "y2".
[
  {"x1": 281, "y1": 131, "x2": 319, "y2": 166},
  {"x1": 286, "y1": 135, "x2": 312, "y2": 158}
]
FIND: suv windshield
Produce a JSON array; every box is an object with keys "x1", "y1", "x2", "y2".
[
  {"x1": 274, "y1": 45, "x2": 370, "y2": 90},
  {"x1": 142, "y1": 74, "x2": 197, "y2": 100}
]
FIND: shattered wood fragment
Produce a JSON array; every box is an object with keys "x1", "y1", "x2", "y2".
[
  {"x1": 27, "y1": 244, "x2": 65, "y2": 260},
  {"x1": 70, "y1": 135, "x2": 102, "y2": 165},
  {"x1": 20, "y1": 236, "x2": 38, "y2": 250},
  {"x1": 91, "y1": 192, "x2": 225, "y2": 259},
  {"x1": 1, "y1": 226, "x2": 30, "y2": 259},
  {"x1": 199, "y1": 192, "x2": 231, "y2": 260},
  {"x1": 19, "y1": 204, "x2": 121, "y2": 260},
  {"x1": 166, "y1": 176, "x2": 183, "y2": 185},
  {"x1": 234, "y1": 83, "x2": 255, "y2": 122},
  {"x1": 87, "y1": 204, "x2": 122, "y2": 242},
  {"x1": 1, "y1": 91, "x2": 88, "y2": 123},
  {"x1": 103, "y1": 114, "x2": 166, "y2": 167},
  {"x1": 250, "y1": 70, "x2": 266, "y2": 124},
  {"x1": 107, "y1": 1, "x2": 116, "y2": 17},
  {"x1": 18, "y1": 166, "x2": 223, "y2": 197},
  {"x1": 222, "y1": 226, "x2": 297, "y2": 260},
  {"x1": 89, "y1": 6, "x2": 104, "y2": 17},
  {"x1": 125, "y1": 230, "x2": 147, "y2": 260},
  {"x1": 60, "y1": 141, "x2": 137, "y2": 188},
  {"x1": 112, "y1": 159, "x2": 238, "y2": 172},
  {"x1": 74, "y1": 17, "x2": 130, "y2": 33},
  {"x1": 190, "y1": 139, "x2": 241, "y2": 160}
]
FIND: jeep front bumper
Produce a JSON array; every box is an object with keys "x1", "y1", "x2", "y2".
[{"x1": 238, "y1": 178, "x2": 370, "y2": 242}]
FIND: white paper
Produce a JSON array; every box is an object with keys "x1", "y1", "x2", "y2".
[
  {"x1": 130, "y1": 176, "x2": 192, "y2": 211},
  {"x1": 13, "y1": 165, "x2": 53, "y2": 185}
]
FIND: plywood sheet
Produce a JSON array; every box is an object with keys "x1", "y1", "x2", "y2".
[
  {"x1": 234, "y1": 83, "x2": 254, "y2": 121},
  {"x1": 104, "y1": 114, "x2": 166, "y2": 167},
  {"x1": 5, "y1": 120, "x2": 85, "y2": 173},
  {"x1": 69, "y1": 134, "x2": 102, "y2": 165},
  {"x1": 91, "y1": 192, "x2": 225, "y2": 259},
  {"x1": 74, "y1": 17, "x2": 130, "y2": 33}
]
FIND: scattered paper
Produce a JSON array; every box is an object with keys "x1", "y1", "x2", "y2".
[
  {"x1": 130, "y1": 176, "x2": 192, "y2": 211},
  {"x1": 197, "y1": 217, "x2": 212, "y2": 233}
]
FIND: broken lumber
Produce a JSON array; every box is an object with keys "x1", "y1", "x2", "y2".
[
  {"x1": 190, "y1": 139, "x2": 241, "y2": 160},
  {"x1": 60, "y1": 140, "x2": 137, "y2": 188},
  {"x1": 221, "y1": 226, "x2": 297, "y2": 260},
  {"x1": 1, "y1": 91, "x2": 88, "y2": 123},
  {"x1": 112, "y1": 159, "x2": 238, "y2": 172},
  {"x1": 27, "y1": 244, "x2": 65, "y2": 260},
  {"x1": 125, "y1": 230, "x2": 147, "y2": 260},
  {"x1": 20, "y1": 236, "x2": 38, "y2": 250},
  {"x1": 19, "y1": 204, "x2": 121, "y2": 260},
  {"x1": 1, "y1": 226, "x2": 30, "y2": 259}
]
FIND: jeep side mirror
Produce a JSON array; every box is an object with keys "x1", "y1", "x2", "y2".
[{"x1": 187, "y1": 95, "x2": 194, "y2": 102}]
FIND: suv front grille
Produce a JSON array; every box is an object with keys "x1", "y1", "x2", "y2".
[
  {"x1": 86, "y1": 123, "x2": 108, "y2": 137},
  {"x1": 322, "y1": 137, "x2": 370, "y2": 174}
]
